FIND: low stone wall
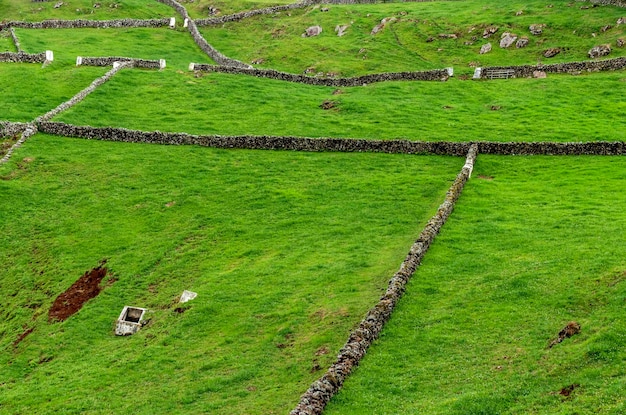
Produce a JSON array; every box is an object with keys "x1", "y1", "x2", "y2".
[
  {"x1": 36, "y1": 122, "x2": 471, "y2": 155},
  {"x1": 155, "y1": 0, "x2": 251, "y2": 68},
  {"x1": 35, "y1": 123, "x2": 626, "y2": 156},
  {"x1": 0, "y1": 18, "x2": 170, "y2": 30},
  {"x1": 477, "y1": 141, "x2": 626, "y2": 155},
  {"x1": 478, "y1": 57, "x2": 626, "y2": 79},
  {"x1": 583, "y1": 0, "x2": 626, "y2": 7},
  {"x1": 0, "y1": 121, "x2": 31, "y2": 138},
  {"x1": 9, "y1": 28, "x2": 21, "y2": 52},
  {"x1": 0, "y1": 51, "x2": 46, "y2": 63},
  {"x1": 191, "y1": 64, "x2": 451, "y2": 85},
  {"x1": 36, "y1": 62, "x2": 132, "y2": 123},
  {"x1": 78, "y1": 56, "x2": 164, "y2": 69},
  {"x1": 0, "y1": 123, "x2": 38, "y2": 165},
  {"x1": 290, "y1": 144, "x2": 479, "y2": 415}
]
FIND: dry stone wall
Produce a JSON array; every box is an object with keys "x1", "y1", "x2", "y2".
[
  {"x1": 0, "y1": 121, "x2": 31, "y2": 138},
  {"x1": 36, "y1": 122, "x2": 471, "y2": 155},
  {"x1": 0, "y1": 123, "x2": 37, "y2": 165},
  {"x1": 289, "y1": 144, "x2": 479, "y2": 415},
  {"x1": 191, "y1": 64, "x2": 451, "y2": 85},
  {"x1": 79, "y1": 56, "x2": 164, "y2": 69},
  {"x1": 582, "y1": 0, "x2": 626, "y2": 7},
  {"x1": 35, "y1": 123, "x2": 626, "y2": 156},
  {"x1": 478, "y1": 57, "x2": 626, "y2": 78},
  {"x1": 0, "y1": 51, "x2": 46, "y2": 63},
  {"x1": 0, "y1": 18, "x2": 170, "y2": 30},
  {"x1": 9, "y1": 28, "x2": 21, "y2": 52}
]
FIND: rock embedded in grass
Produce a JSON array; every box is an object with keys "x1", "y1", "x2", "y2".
[
  {"x1": 544, "y1": 47, "x2": 561, "y2": 58},
  {"x1": 588, "y1": 44, "x2": 611, "y2": 59},
  {"x1": 500, "y1": 32, "x2": 517, "y2": 48},
  {"x1": 480, "y1": 43, "x2": 492, "y2": 54},
  {"x1": 483, "y1": 25, "x2": 498, "y2": 38},
  {"x1": 516, "y1": 37, "x2": 529, "y2": 48},
  {"x1": 529, "y1": 24, "x2": 545, "y2": 35},
  {"x1": 303, "y1": 25, "x2": 322, "y2": 38}
]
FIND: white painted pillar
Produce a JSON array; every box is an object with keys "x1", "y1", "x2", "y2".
[
  {"x1": 159, "y1": 59, "x2": 166, "y2": 69},
  {"x1": 76, "y1": 56, "x2": 83, "y2": 66},
  {"x1": 45, "y1": 50, "x2": 54, "y2": 61},
  {"x1": 169, "y1": 17, "x2": 176, "y2": 28}
]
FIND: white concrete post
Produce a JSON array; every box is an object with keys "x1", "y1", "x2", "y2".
[
  {"x1": 188, "y1": 62, "x2": 195, "y2": 71},
  {"x1": 76, "y1": 56, "x2": 82, "y2": 66},
  {"x1": 473, "y1": 67, "x2": 482, "y2": 79},
  {"x1": 159, "y1": 59, "x2": 166, "y2": 69},
  {"x1": 45, "y1": 50, "x2": 54, "y2": 61},
  {"x1": 169, "y1": 17, "x2": 176, "y2": 28},
  {"x1": 184, "y1": 18, "x2": 189, "y2": 28},
  {"x1": 447, "y1": 67, "x2": 454, "y2": 77},
  {"x1": 113, "y1": 61, "x2": 121, "y2": 69}
]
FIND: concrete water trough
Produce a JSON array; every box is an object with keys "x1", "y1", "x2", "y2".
[{"x1": 115, "y1": 306, "x2": 146, "y2": 336}]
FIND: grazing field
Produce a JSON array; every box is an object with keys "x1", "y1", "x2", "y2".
[
  {"x1": 325, "y1": 155, "x2": 626, "y2": 415},
  {"x1": 16, "y1": 27, "x2": 211, "y2": 68},
  {"x1": 2, "y1": 0, "x2": 626, "y2": 414},
  {"x1": 0, "y1": 0, "x2": 172, "y2": 21},
  {"x1": 200, "y1": 0, "x2": 626, "y2": 76},
  {"x1": 0, "y1": 134, "x2": 462, "y2": 414},
  {"x1": 55, "y1": 69, "x2": 626, "y2": 142},
  {"x1": 0, "y1": 63, "x2": 107, "y2": 122}
]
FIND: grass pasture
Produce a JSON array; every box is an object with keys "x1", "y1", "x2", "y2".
[
  {"x1": 55, "y1": 69, "x2": 626, "y2": 142},
  {"x1": 0, "y1": 134, "x2": 462, "y2": 414},
  {"x1": 325, "y1": 156, "x2": 626, "y2": 415},
  {"x1": 1, "y1": 0, "x2": 626, "y2": 414},
  {"x1": 0, "y1": 0, "x2": 173, "y2": 22},
  {"x1": 16, "y1": 27, "x2": 211, "y2": 69},
  {"x1": 0, "y1": 63, "x2": 107, "y2": 122},
  {"x1": 199, "y1": 0, "x2": 626, "y2": 76}
]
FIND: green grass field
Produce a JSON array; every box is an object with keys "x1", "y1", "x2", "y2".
[
  {"x1": 0, "y1": 0, "x2": 173, "y2": 21},
  {"x1": 54, "y1": 69, "x2": 626, "y2": 142},
  {"x1": 0, "y1": 134, "x2": 462, "y2": 414},
  {"x1": 2, "y1": 0, "x2": 626, "y2": 414},
  {"x1": 0, "y1": 63, "x2": 107, "y2": 122},
  {"x1": 325, "y1": 156, "x2": 626, "y2": 415},
  {"x1": 199, "y1": 0, "x2": 626, "y2": 76}
]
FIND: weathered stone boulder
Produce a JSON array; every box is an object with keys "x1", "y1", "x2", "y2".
[
  {"x1": 483, "y1": 25, "x2": 498, "y2": 38},
  {"x1": 533, "y1": 70, "x2": 547, "y2": 79},
  {"x1": 500, "y1": 32, "x2": 517, "y2": 48},
  {"x1": 617, "y1": 17, "x2": 625, "y2": 25},
  {"x1": 303, "y1": 25, "x2": 322, "y2": 37},
  {"x1": 480, "y1": 43, "x2": 492, "y2": 54},
  {"x1": 588, "y1": 44, "x2": 611, "y2": 58},
  {"x1": 335, "y1": 24, "x2": 348, "y2": 37},
  {"x1": 617, "y1": 38, "x2": 625, "y2": 48},
  {"x1": 544, "y1": 48, "x2": 560, "y2": 58},
  {"x1": 529, "y1": 24, "x2": 545, "y2": 35},
  {"x1": 371, "y1": 17, "x2": 395, "y2": 36},
  {"x1": 516, "y1": 37, "x2": 529, "y2": 48}
]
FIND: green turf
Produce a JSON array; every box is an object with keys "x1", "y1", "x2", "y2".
[
  {"x1": 199, "y1": 0, "x2": 626, "y2": 76},
  {"x1": 0, "y1": 30, "x2": 17, "y2": 52},
  {"x1": 324, "y1": 155, "x2": 626, "y2": 415},
  {"x1": 0, "y1": 0, "x2": 173, "y2": 21},
  {"x1": 0, "y1": 63, "x2": 107, "y2": 122},
  {"x1": 186, "y1": 0, "x2": 296, "y2": 19},
  {"x1": 54, "y1": 69, "x2": 626, "y2": 142},
  {"x1": 0, "y1": 133, "x2": 462, "y2": 414},
  {"x1": 16, "y1": 27, "x2": 212, "y2": 69}
]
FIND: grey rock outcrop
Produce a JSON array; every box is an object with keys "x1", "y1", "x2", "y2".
[
  {"x1": 500, "y1": 32, "x2": 517, "y2": 48},
  {"x1": 480, "y1": 43, "x2": 492, "y2": 54},
  {"x1": 303, "y1": 25, "x2": 322, "y2": 37},
  {"x1": 588, "y1": 44, "x2": 611, "y2": 58}
]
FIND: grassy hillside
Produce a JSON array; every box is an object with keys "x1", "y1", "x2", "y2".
[
  {"x1": 325, "y1": 155, "x2": 626, "y2": 415},
  {"x1": 0, "y1": 134, "x2": 461, "y2": 414},
  {"x1": 16, "y1": 27, "x2": 211, "y2": 68},
  {"x1": 200, "y1": 0, "x2": 626, "y2": 75},
  {"x1": 55, "y1": 69, "x2": 626, "y2": 142},
  {"x1": 0, "y1": 0, "x2": 173, "y2": 21},
  {"x1": 0, "y1": 63, "x2": 107, "y2": 122}
]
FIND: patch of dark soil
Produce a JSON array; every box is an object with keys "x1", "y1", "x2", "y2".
[
  {"x1": 38, "y1": 356, "x2": 53, "y2": 364},
  {"x1": 315, "y1": 345, "x2": 330, "y2": 356},
  {"x1": 173, "y1": 307, "x2": 186, "y2": 314},
  {"x1": 13, "y1": 327, "x2": 34, "y2": 347},
  {"x1": 320, "y1": 100, "x2": 339, "y2": 110},
  {"x1": 310, "y1": 361, "x2": 322, "y2": 373},
  {"x1": 559, "y1": 384, "x2": 579, "y2": 397},
  {"x1": 549, "y1": 321, "x2": 581, "y2": 348},
  {"x1": 48, "y1": 261, "x2": 110, "y2": 322}
]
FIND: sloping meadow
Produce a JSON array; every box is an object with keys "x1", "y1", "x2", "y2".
[
  {"x1": 53, "y1": 68, "x2": 626, "y2": 142},
  {"x1": 325, "y1": 155, "x2": 626, "y2": 415},
  {"x1": 0, "y1": 133, "x2": 462, "y2": 414}
]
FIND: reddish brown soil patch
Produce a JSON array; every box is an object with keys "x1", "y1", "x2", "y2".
[
  {"x1": 559, "y1": 384, "x2": 579, "y2": 397},
  {"x1": 549, "y1": 321, "x2": 581, "y2": 348},
  {"x1": 48, "y1": 262, "x2": 109, "y2": 322},
  {"x1": 13, "y1": 327, "x2": 34, "y2": 347}
]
